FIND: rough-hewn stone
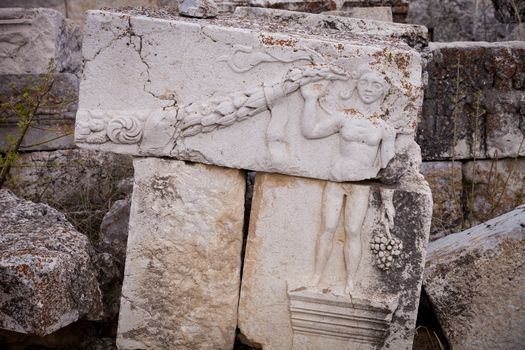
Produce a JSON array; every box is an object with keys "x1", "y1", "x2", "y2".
[
  {"x1": 238, "y1": 172, "x2": 432, "y2": 350},
  {"x1": 0, "y1": 8, "x2": 81, "y2": 75},
  {"x1": 5, "y1": 149, "x2": 133, "y2": 236},
  {"x1": 407, "y1": 0, "x2": 525, "y2": 42},
  {"x1": 424, "y1": 205, "x2": 525, "y2": 350},
  {"x1": 0, "y1": 73, "x2": 78, "y2": 152},
  {"x1": 180, "y1": 0, "x2": 218, "y2": 18},
  {"x1": 322, "y1": 7, "x2": 393, "y2": 22},
  {"x1": 99, "y1": 195, "x2": 131, "y2": 266},
  {"x1": 417, "y1": 42, "x2": 525, "y2": 160},
  {"x1": 0, "y1": 0, "x2": 180, "y2": 27},
  {"x1": 420, "y1": 161, "x2": 463, "y2": 239},
  {"x1": 117, "y1": 158, "x2": 245, "y2": 350},
  {"x1": 0, "y1": 189, "x2": 103, "y2": 336},
  {"x1": 463, "y1": 158, "x2": 525, "y2": 227}
]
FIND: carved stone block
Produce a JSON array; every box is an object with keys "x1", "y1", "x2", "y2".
[
  {"x1": 238, "y1": 172, "x2": 432, "y2": 350},
  {"x1": 0, "y1": 8, "x2": 81, "y2": 74},
  {"x1": 76, "y1": 8, "x2": 424, "y2": 183},
  {"x1": 117, "y1": 158, "x2": 245, "y2": 350}
]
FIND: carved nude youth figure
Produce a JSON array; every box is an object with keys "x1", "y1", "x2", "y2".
[{"x1": 300, "y1": 68, "x2": 396, "y2": 294}]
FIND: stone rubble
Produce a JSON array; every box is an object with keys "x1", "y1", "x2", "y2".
[
  {"x1": 0, "y1": 189, "x2": 104, "y2": 336},
  {"x1": 424, "y1": 205, "x2": 525, "y2": 350},
  {"x1": 179, "y1": 0, "x2": 219, "y2": 18}
]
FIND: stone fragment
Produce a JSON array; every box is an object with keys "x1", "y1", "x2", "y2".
[
  {"x1": 463, "y1": 158, "x2": 525, "y2": 227},
  {"x1": 5, "y1": 149, "x2": 133, "y2": 235},
  {"x1": 180, "y1": 0, "x2": 219, "y2": 18},
  {"x1": 424, "y1": 205, "x2": 525, "y2": 350},
  {"x1": 97, "y1": 195, "x2": 132, "y2": 321},
  {"x1": 0, "y1": 189, "x2": 103, "y2": 336},
  {"x1": 238, "y1": 172, "x2": 432, "y2": 349},
  {"x1": 0, "y1": 0, "x2": 67, "y2": 15},
  {"x1": 247, "y1": 0, "x2": 409, "y2": 22},
  {"x1": 76, "y1": 8, "x2": 425, "y2": 183},
  {"x1": 417, "y1": 41, "x2": 525, "y2": 160},
  {"x1": 407, "y1": 0, "x2": 525, "y2": 41},
  {"x1": 236, "y1": 7, "x2": 427, "y2": 47},
  {"x1": 99, "y1": 195, "x2": 131, "y2": 266},
  {"x1": 420, "y1": 161, "x2": 463, "y2": 239},
  {"x1": 322, "y1": 7, "x2": 393, "y2": 22},
  {"x1": 0, "y1": 8, "x2": 81, "y2": 75},
  {"x1": 66, "y1": 0, "x2": 165, "y2": 27},
  {"x1": 0, "y1": 73, "x2": 78, "y2": 152},
  {"x1": 117, "y1": 158, "x2": 245, "y2": 350}
]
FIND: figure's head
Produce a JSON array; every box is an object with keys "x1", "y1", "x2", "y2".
[{"x1": 356, "y1": 69, "x2": 389, "y2": 104}]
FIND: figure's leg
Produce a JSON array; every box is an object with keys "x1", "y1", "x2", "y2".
[
  {"x1": 311, "y1": 181, "x2": 344, "y2": 286},
  {"x1": 343, "y1": 185, "x2": 370, "y2": 295}
]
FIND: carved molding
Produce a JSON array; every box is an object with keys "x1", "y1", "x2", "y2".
[{"x1": 288, "y1": 290, "x2": 396, "y2": 347}]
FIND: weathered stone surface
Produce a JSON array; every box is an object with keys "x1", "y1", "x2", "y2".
[
  {"x1": 180, "y1": 0, "x2": 219, "y2": 18},
  {"x1": 5, "y1": 149, "x2": 133, "y2": 236},
  {"x1": 246, "y1": 0, "x2": 409, "y2": 22},
  {"x1": 0, "y1": 8, "x2": 81, "y2": 75},
  {"x1": 0, "y1": 0, "x2": 180, "y2": 27},
  {"x1": 420, "y1": 161, "x2": 463, "y2": 239},
  {"x1": 97, "y1": 194, "x2": 132, "y2": 321},
  {"x1": 492, "y1": 0, "x2": 525, "y2": 24},
  {"x1": 99, "y1": 194, "x2": 131, "y2": 266},
  {"x1": 0, "y1": 189, "x2": 103, "y2": 336},
  {"x1": 235, "y1": 7, "x2": 426, "y2": 47},
  {"x1": 463, "y1": 158, "x2": 525, "y2": 227},
  {"x1": 117, "y1": 158, "x2": 245, "y2": 350},
  {"x1": 66, "y1": 0, "x2": 163, "y2": 26},
  {"x1": 76, "y1": 8, "x2": 425, "y2": 183},
  {"x1": 0, "y1": 73, "x2": 78, "y2": 152},
  {"x1": 0, "y1": 0, "x2": 67, "y2": 14},
  {"x1": 238, "y1": 172, "x2": 432, "y2": 349},
  {"x1": 424, "y1": 205, "x2": 525, "y2": 350},
  {"x1": 407, "y1": 0, "x2": 525, "y2": 42},
  {"x1": 322, "y1": 7, "x2": 393, "y2": 22},
  {"x1": 417, "y1": 42, "x2": 525, "y2": 160}
]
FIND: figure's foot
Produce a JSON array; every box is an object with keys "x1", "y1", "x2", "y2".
[
  {"x1": 308, "y1": 273, "x2": 322, "y2": 289},
  {"x1": 345, "y1": 279, "x2": 354, "y2": 296}
]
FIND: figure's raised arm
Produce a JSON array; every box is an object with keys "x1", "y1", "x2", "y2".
[{"x1": 300, "y1": 82, "x2": 341, "y2": 139}]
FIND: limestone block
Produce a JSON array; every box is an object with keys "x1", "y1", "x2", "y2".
[
  {"x1": 322, "y1": 7, "x2": 393, "y2": 22},
  {"x1": 463, "y1": 158, "x2": 525, "y2": 227},
  {"x1": 0, "y1": 1, "x2": 66, "y2": 15},
  {"x1": 0, "y1": 8, "x2": 81, "y2": 74},
  {"x1": 420, "y1": 161, "x2": 463, "y2": 239},
  {"x1": 417, "y1": 42, "x2": 525, "y2": 160},
  {"x1": 0, "y1": 73, "x2": 78, "y2": 152},
  {"x1": 179, "y1": 0, "x2": 219, "y2": 18},
  {"x1": 117, "y1": 158, "x2": 245, "y2": 350},
  {"x1": 246, "y1": 0, "x2": 408, "y2": 22},
  {"x1": 75, "y1": 8, "x2": 425, "y2": 183},
  {"x1": 65, "y1": 0, "x2": 170, "y2": 27},
  {"x1": 0, "y1": 189, "x2": 103, "y2": 336},
  {"x1": 238, "y1": 172, "x2": 432, "y2": 349},
  {"x1": 424, "y1": 205, "x2": 525, "y2": 350},
  {"x1": 407, "y1": 0, "x2": 525, "y2": 41}
]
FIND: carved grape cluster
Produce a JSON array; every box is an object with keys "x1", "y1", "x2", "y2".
[{"x1": 370, "y1": 234, "x2": 403, "y2": 271}]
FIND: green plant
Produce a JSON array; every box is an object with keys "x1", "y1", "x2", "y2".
[{"x1": 0, "y1": 59, "x2": 74, "y2": 188}]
